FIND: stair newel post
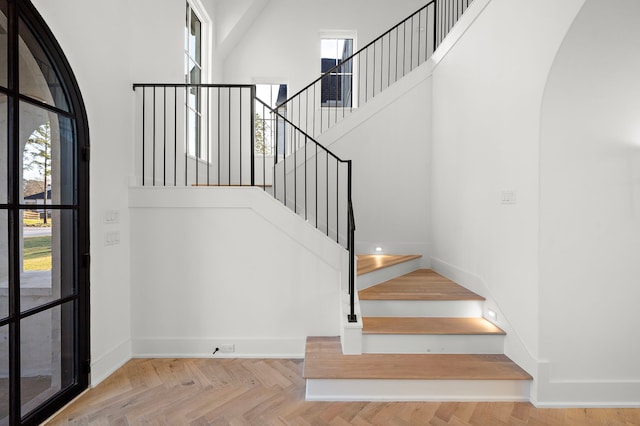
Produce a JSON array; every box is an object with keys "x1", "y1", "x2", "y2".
[
  {"x1": 250, "y1": 85, "x2": 256, "y2": 187},
  {"x1": 347, "y1": 160, "x2": 357, "y2": 323}
]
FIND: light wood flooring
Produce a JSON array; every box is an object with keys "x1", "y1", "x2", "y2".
[{"x1": 44, "y1": 357, "x2": 640, "y2": 425}]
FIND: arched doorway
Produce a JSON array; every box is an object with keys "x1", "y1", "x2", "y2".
[{"x1": 0, "y1": 0, "x2": 90, "y2": 424}]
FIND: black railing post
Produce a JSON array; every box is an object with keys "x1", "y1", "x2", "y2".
[
  {"x1": 251, "y1": 85, "x2": 256, "y2": 186},
  {"x1": 347, "y1": 160, "x2": 357, "y2": 323}
]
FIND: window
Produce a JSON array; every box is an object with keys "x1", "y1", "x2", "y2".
[
  {"x1": 0, "y1": 0, "x2": 90, "y2": 424},
  {"x1": 255, "y1": 84, "x2": 287, "y2": 156},
  {"x1": 321, "y1": 38, "x2": 354, "y2": 107},
  {"x1": 185, "y1": 2, "x2": 202, "y2": 157}
]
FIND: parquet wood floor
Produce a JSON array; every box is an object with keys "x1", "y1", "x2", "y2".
[{"x1": 44, "y1": 358, "x2": 640, "y2": 425}]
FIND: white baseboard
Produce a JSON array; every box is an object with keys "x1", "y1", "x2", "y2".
[
  {"x1": 90, "y1": 339, "x2": 132, "y2": 387},
  {"x1": 131, "y1": 337, "x2": 305, "y2": 359},
  {"x1": 533, "y1": 362, "x2": 640, "y2": 407}
]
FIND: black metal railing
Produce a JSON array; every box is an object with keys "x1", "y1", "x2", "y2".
[
  {"x1": 133, "y1": 84, "x2": 256, "y2": 187},
  {"x1": 132, "y1": 0, "x2": 474, "y2": 325},
  {"x1": 279, "y1": 0, "x2": 472, "y2": 139},
  {"x1": 133, "y1": 83, "x2": 358, "y2": 321},
  {"x1": 255, "y1": 98, "x2": 357, "y2": 320}
]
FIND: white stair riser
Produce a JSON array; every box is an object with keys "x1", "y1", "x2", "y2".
[
  {"x1": 306, "y1": 379, "x2": 530, "y2": 402},
  {"x1": 360, "y1": 300, "x2": 484, "y2": 317},
  {"x1": 357, "y1": 258, "x2": 422, "y2": 290},
  {"x1": 362, "y1": 334, "x2": 504, "y2": 354}
]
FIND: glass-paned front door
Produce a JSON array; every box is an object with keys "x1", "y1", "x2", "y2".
[{"x1": 0, "y1": 1, "x2": 89, "y2": 424}]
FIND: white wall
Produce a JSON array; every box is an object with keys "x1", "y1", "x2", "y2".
[
  {"x1": 429, "y1": 0, "x2": 584, "y2": 385},
  {"x1": 538, "y1": 0, "x2": 640, "y2": 406},
  {"x1": 32, "y1": 0, "x2": 186, "y2": 385},
  {"x1": 318, "y1": 64, "x2": 433, "y2": 262},
  {"x1": 129, "y1": 187, "x2": 344, "y2": 357},
  {"x1": 220, "y1": 0, "x2": 426, "y2": 92}
]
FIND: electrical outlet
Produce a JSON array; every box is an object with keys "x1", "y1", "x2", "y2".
[
  {"x1": 220, "y1": 344, "x2": 235, "y2": 353},
  {"x1": 104, "y1": 231, "x2": 120, "y2": 246},
  {"x1": 501, "y1": 190, "x2": 517, "y2": 205},
  {"x1": 104, "y1": 209, "x2": 120, "y2": 224}
]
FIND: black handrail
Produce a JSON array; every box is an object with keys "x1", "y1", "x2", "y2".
[{"x1": 279, "y1": 0, "x2": 473, "y2": 139}]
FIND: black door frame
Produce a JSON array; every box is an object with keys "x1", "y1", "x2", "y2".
[{"x1": 2, "y1": 0, "x2": 90, "y2": 424}]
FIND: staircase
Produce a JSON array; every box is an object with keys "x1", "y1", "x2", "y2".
[{"x1": 304, "y1": 255, "x2": 532, "y2": 401}]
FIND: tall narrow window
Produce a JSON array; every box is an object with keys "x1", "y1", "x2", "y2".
[
  {"x1": 255, "y1": 84, "x2": 287, "y2": 157},
  {"x1": 185, "y1": 2, "x2": 202, "y2": 157},
  {"x1": 321, "y1": 38, "x2": 353, "y2": 107}
]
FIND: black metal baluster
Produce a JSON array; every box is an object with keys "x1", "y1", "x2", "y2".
[
  {"x1": 239, "y1": 87, "x2": 242, "y2": 185},
  {"x1": 411, "y1": 15, "x2": 415, "y2": 71},
  {"x1": 294, "y1": 127, "x2": 297, "y2": 213},
  {"x1": 373, "y1": 42, "x2": 376, "y2": 98},
  {"x1": 395, "y1": 27, "x2": 399, "y2": 84},
  {"x1": 365, "y1": 49, "x2": 368, "y2": 102},
  {"x1": 163, "y1": 87, "x2": 167, "y2": 186},
  {"x1": 387, "y1": 32, "x2": 391, "y2": 89},
  {"x1": 185, "y1": 86, "x2": 188, "y2": 186},
  {"x1": 403, "y1": 20, "x2": 407, "y2": 77},
  {"x1": 228, "y1": 87, "x2": 231, "y2": 185},
  {"x1": 217, "y1": 87, "x2": 221, "y2": 185},
  {"x1": 325, "y1": 151, "x2": 329, "y2": 236},
  {"x1": 273, "y1": 103, "x2": 278, "y2": 199},
  {"x1": 142, "y1": 87, "x2": 146, "y2": 186},
  {"x1": 153, "y1": 87, "x2": 156, "y2": 186},
  {"x1": 336, "y1": 159, "x2": 339, "y2": 243},
  {"x1": 195, "y1": 86, "x2": 199, "y2": 186},
  {"x1": 207, "y1": 87, "x2": 210, "y2": 185},
  {"x1": 418, "y1": 9, "x2": 422, "y2": 66},
  {"x1": 174, "y1": 87, "x2": 177, "y2": 186},
  {"x1": 251, "y1": 86, "x2": 256, "y2": 187},
  {"x1": 304, "y1": 136, "x2": 308, "y2": 221},
  {"x1": 315, "y1": 143, "x2": 318, "y2": 229}
]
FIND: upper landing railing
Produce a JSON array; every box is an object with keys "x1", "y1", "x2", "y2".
[{"x1": 280, "y1": 0, "x2": 473, "y2": 139}]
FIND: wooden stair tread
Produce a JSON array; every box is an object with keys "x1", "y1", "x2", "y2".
[
  {"x1": 304, "y1": 337, "x2": 531, "y2": 381},
  {"x1": 359, "y1": 269, "x2": 485, "y2": 301},
  {"x1": 357, "y1": 254, "x2": 422, "y2": 275},
  {"x1": 362, "y1": 317, "x2": 505, "y2": 335}
]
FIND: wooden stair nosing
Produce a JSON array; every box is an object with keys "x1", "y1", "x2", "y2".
[
  {"x1": 362, "y1": 317, "x2": 506, "y2": 335},
  {"x1": 304, "y1": 337, "x2": 532, "y2": 381},
  {"x1": 359, "y1": 269, "x2": 485, "y2": 301}
]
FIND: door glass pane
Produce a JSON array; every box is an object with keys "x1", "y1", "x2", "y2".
[
  {"x1": 20, "y1": 102, "x2": 75, "y2": 205},
  {"x1": 0, "y1": 94, "x2": 6, "y2": 204},
  {"x1": 18, "y1": 18, "x2": 69, "y2": 111},
  {"x1": 21, "y1": 209, "x2": 74, "y2": 312},
  {"x1": 0, "y1": 211, "x2": 6, "y2": 320},
  {"x1": 21, "y1": 302, "x2": 74, "y2": 417},
  {"x1": 0, "y1": 0, "x2": 7, "y2": 89},
  {"x1": 0, "y1": 325, "x2": 7, "y2": 424}
]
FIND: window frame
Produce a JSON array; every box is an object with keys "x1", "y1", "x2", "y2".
[{"x1": 319, "y1": 31, "x2": 357, "y2": 109}]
